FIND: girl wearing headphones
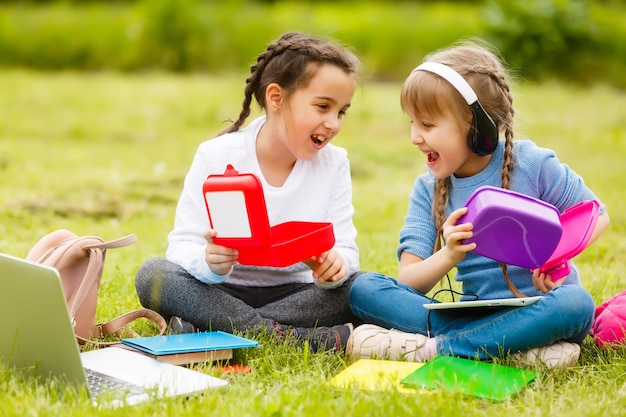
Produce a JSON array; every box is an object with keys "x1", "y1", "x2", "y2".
[{"x1": 347, "y1": 41, "x2": 610, "y2": 367}]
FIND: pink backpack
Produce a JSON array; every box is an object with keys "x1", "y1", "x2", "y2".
[
  {"x1": 27, "y1": 229, "x2": 167, "y2": 347},
  {"x1": 591, "y1": 290, "x2": 626, "y2": 348}
]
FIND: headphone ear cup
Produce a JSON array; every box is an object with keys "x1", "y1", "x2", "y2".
[
  {"x1": 468, "y1": 102, "x2": 499, "y2": 156},
  {"x1": 467, "y1": 120, "x2": 481, "y2": 155}
]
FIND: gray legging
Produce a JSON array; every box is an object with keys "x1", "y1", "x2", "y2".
[{"x1": 134, "y1": 257, "x2": 363, "y2": 333}]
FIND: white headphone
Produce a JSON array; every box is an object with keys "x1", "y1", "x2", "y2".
[{"x1": 412, "y1": 62, "x2": 499, "y2": 156}]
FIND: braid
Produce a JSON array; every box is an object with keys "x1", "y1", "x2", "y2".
[
  {"x1": 432, "y1": 177, "x2": 450, "y2": 253},
  {"x1": 217, "y1": 32, "x2": 359, "y2": 137},
  {"x1": 491, "y1": 68, "x2": 515, "y2": 191},
  {"x1": 501, "y1": 128, "x2": 514, "y2": 189},
  {"x1": 467, "y1": 61, "x2": 516, "y2": 192},
  {"x1": 221, "y1": 78, "x2": 253, "y2": 135},
  {"x1": 462, "y1": 60, "x2": 516, "y2": 190},
  {"x1": 218, "y1": 39, "x2": 292, "y2": 135}
]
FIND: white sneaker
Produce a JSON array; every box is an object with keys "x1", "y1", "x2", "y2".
[
  {"x1": 510, "y1": 341, "x2": 580, "y2": 368},
  {"x1": 346, "y1": 324, "x2": 430, "y2": 362}
]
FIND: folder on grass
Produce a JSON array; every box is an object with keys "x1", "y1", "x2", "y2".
[
  {"x1": 400, "y1": 355, "x2": 537, "y2": 401},
  {"x1": 331, "y1": 359, "x2": 424, "y2": 393}
]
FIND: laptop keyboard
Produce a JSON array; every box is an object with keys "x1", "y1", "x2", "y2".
[{"x1": 85, "y1": 368, "x2": 146, "y2": 399}]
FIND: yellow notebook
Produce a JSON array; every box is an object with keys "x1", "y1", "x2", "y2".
[{"x1": 331, "y1": 359, "x2": 424, "y2": 393}]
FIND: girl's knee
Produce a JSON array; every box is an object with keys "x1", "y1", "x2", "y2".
[
  {"x1": 136, "y1": 258, "x2": 161, "y2": 284},
  {"x1": 134, "y1": 257, "x2": 171, "y2": 302},
  {"x1": 350, "y1": 272, "x2": 383, "y2": 297},
  {"x1": 349, "y1": 272, "x2": 400, "y2": 307},
  {"x1": 550, "y1": 285, "x2": 595, "y2": 322}
]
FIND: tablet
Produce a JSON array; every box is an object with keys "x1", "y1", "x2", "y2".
[{"x1": 423, "y1": 296, "x2": 544, "y2": 310}]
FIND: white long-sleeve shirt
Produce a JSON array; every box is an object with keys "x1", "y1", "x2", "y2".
[{"x1": 166, "y1": 116, "x2": 359, "y2": 288}]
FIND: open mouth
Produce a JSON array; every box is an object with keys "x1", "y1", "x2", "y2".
[
  {"x1": 427, "y1": 152, "x2": 440, "y2": 163},
  {"x1": 311, "y1": 134, "x2": 327, "y2": 146}
]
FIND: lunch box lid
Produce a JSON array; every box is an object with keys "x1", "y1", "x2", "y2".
[
  {"x1": 202, "y1": 165, "x2": 335, "y2": 267},
  {"x1": 538, "y1": 200, "x2": 600, "y2": 280}
]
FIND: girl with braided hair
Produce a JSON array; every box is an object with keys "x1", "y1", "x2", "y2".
[
  {"x1": 135, "y1": 32, "x2": 362, "y2": 352},
  {"x1": 347, "y1": 41, "x2": 610, "y2": 367}
]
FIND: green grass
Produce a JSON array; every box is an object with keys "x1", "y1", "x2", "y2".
[{"x1": 1, "y1": 69, "x2": 626, "y2": 415}]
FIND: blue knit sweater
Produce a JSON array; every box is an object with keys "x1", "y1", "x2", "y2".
[{"x1": 397, "y1": 139, "x2": 604, "y2": 299}]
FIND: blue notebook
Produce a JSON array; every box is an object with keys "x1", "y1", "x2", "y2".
[{"x1": 121, "y1": 331, "x2": 259, "y2": 355}]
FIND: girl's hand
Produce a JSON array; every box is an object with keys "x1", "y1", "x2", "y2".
[
  {"x1": 303, "y1": 249, "x2": 347, "y2": 284},
  {"x1": 531, "y1": 268, "x2": 566, "y2": 293},
  {"x1": 440, "y1": 207, "x2": 476, "y2": 264},
  {"x1": 203, "y1": 229, "x2": 238, "y2": 275}
]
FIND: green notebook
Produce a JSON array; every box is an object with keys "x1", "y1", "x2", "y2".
[{"x1": 400, "y1": 355, "x2": 537, "y2": 401}]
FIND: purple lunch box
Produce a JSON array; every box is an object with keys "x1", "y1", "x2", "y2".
[{"x1": 458, "y1": 186, "x2": 563, "y2": 269}]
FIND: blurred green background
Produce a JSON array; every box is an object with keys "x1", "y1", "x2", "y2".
[{"x1": 1, "y1": 0, "x2": 625, "y2": 86}]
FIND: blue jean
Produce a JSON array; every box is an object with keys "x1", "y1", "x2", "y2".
[{"x1": 349, "y1": 272, "x2": 595, "y2": 359}]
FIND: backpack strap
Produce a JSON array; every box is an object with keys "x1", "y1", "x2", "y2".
[
  {"x1": 31, "y1": 233, "x2": 138, "y2": 323},
  {"x1": 79, "y1": 308, "x2": 168, "y2": 347},
  {"x1": 83, "y1": 234, "x2": 138, "y2": 250},
  {"x1": 77, "y1": 237, "x2": 168, "y2": 347},
  {"x1": 66, "y1": 247, "x2": 103, "y2": 320},
  {"x1": 80, "y1": 234, "x2": 167, "y2": 347},
  {"x1": 26, "y1": 229, "x2": 79, "y2": 263},
  {"x1": 67, "y1": 235, "x2": 137, "y2": 318}
]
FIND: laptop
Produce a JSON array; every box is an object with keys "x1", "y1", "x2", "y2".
[
  {"x1": 0, "y1": 253, "x2": 227, "y2": 407},
  {"x1": 423, "y1": 295, "x2": 544, "y2": 310}
]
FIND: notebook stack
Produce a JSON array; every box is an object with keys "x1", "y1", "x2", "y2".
[{"x1": 121, "y1": 331, "x2": 259, "y2": 366}]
